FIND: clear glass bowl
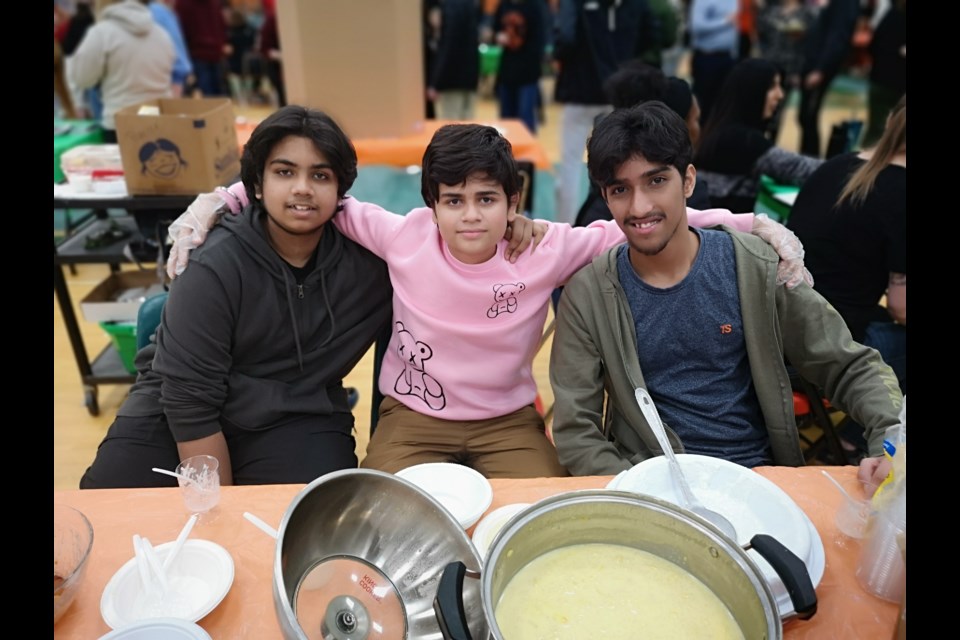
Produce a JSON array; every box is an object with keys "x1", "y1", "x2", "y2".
[{"x1": 54, "y1": 504, "x2": 94, "y2": 624}]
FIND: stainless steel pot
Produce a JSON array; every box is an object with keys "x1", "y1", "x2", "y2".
[
  {"x1": 273, "y1": 469, "x2": 488, "y2": 639},
  {"x1": 437, "y1": 490, "x2": 816, "y2": 640}
]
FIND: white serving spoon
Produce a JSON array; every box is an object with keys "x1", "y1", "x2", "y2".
[{"x1": 634, "y1": 387, "x2": 738, "y2": 540}]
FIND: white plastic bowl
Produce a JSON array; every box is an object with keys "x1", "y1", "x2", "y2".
[
  {"x1": 396, "y1": 463, "x2": 493, "y2": 529},
  {"x1": 98, "y1": 618, "x2": 211, "y2": 640},
  {"x1": 100, "y1": 539, "x2": 234, "y2": 630},
  {"x1": 471, "y1": 503, "x2": 531, "y2": 561}
]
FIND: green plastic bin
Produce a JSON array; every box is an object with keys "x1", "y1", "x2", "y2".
[{"x1": 99, "y1": 321, "x2": 138, "y2": 374}]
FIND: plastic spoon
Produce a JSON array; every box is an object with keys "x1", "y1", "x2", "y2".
[
  {"x1": 634, "y1": 387, "x2": 738, "y2": 540},
  {"x1": 243, "y1": 511, "x2": 279, "y2": 539},
  {"x1": 152, "y1": 466, "x2": 204, "y2": 488},
  {"x1": 821, "y1": 469, "x2": 859, "y2": 503},
  {"x1": 138, "y1": 537, "x2": 170, "y2": 595},
  {"x1": 132, "y1": 534, "x2": 156, "y2": 598},
  {"x1": 162, "y1": 514, "x2": 198, "y2": 572}
]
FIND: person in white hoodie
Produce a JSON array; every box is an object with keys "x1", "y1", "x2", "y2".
[{"x1": 68, "y1": 0, "x2": 175, "y2": 142}]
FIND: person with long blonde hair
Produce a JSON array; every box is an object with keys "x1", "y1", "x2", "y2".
[{"x1": 788, "y1": 94, "x2": 905, "y2": 458}]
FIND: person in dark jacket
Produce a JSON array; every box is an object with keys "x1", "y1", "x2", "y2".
[
  {"x1": 492, "y1": 0, "x2": 548, "y2": 135},
  {"x1": 80, "y1": 106, "x2": 393, "y2": 488},
  {"x1": 427, "y1": 0, "x2": 481, "y2": 120},
  {"x1": 695, "y1": 57, "x2": 822, "y2": 212},
  {"x1": 797, "y1": 0, "x2": 859, "y2": 157},
  {"x1": 553, "y1": 0, "x2": 655, "y2": 225}
]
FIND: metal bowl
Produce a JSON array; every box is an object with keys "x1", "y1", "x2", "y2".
[
  {"x1": 54, "y1": 504, "x2": 94, "y2": 624},
  {"x1": 273, "y1": 469, "x2": 487, "y2": 640}
]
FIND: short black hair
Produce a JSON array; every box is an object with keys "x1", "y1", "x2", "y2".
[
  {"x1": 240, "y1": 105, "x2": 357, "y2": 205},
  {"x1": 420, "y1": 124, "x2": 521, "y2": 206},
  {"x1": 587, "y1": 101, "x2": 693, "y2": 190}
]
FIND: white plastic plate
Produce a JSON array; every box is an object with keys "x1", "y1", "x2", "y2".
[
  {"x1": 100, "y1": 539, "x2": 234, "y2": 630},
  {"x1": 396, "y1": 462, "x2": 493, "y2": 529}
]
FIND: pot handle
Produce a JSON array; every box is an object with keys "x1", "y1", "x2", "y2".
[
  {"x1": 434, "y1": 561, "x2": 474, "y2": 640},
  {"x1": 748, "y1": 533, "x2": 818, "y2": 620}
]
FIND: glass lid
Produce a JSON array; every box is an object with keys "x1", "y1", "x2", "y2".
[{"x1": 294, "y1": 556, "x2": 407, "y2": 640}]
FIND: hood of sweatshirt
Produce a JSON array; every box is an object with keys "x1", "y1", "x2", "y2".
[
  {"x1": 100, "y1": 1, "x2": 156, "y2": 37},
  {"x1": 220, "y1": 203, "x2": 346, "y2": 370}
]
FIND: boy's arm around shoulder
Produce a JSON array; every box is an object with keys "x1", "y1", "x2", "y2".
[{"x1": 334, "y1": 196, "x2": 412, "y2": 259}]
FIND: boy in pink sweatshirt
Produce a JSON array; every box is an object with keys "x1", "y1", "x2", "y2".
[{"x1": 168, "y1": 122, "x2": 804, "y2": 477}]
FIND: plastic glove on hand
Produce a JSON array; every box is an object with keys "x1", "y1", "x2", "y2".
[
  {"x1": 751, "y1": 214, "x2": 814, "y2": 289},
  {"x1": 165, "y1": 191, "x2": 225, "y2": 279}
]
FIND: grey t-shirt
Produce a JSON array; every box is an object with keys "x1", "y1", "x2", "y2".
[{"x1": 618, "y1": 228, "x2": 771, "y2": 467}]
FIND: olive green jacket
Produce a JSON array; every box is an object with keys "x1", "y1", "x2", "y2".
[{"x1": 550, "y1": 227, "x2": 903, "y2": 476}]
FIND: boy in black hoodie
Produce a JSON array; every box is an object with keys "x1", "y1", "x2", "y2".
[{"x1": 81, "y1": 106, "x2": 393, "y2": 488}]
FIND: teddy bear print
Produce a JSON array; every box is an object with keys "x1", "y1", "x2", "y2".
[
  {"x1": 487, "y1": 282, "x2": 527, "y2": 318},
  {"x1": 393, "y1": 321, "x2": 446, "y2": 411}
]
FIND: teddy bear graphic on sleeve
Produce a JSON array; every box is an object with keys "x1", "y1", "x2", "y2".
[
  {"x1": 486, "y1": 282, "x2": 527, "y2": 319},
  {"x1": 393, "y1": 321, "x2": 446, "y2": 411}
]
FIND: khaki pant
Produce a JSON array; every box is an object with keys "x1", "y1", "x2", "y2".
[{"x1": 361, "y1": 397, "x2": 569, "y2": 478}]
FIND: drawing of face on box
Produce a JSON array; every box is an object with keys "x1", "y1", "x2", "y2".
[{"x1": 138, "y1": 138, "x2": 188, "y2": 180}]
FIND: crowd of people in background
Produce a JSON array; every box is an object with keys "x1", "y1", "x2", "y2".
[{"x1": 53, "y1": 0, "x2": 288, "y2": 129}]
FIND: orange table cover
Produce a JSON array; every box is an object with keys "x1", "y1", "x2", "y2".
[
  {"x1": 236, "y1": 118, "x2": 552, "y2": 171},
  {"x1": 53, "y1": 466, "x2": 898, "y2": 639}
]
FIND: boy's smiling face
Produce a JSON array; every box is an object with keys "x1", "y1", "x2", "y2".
[
  {"x1": 260, "y1": 135, "x2": 339, "y2": 239},
  {"x1": 432, "y1": 172, "x2": 518, "y2": 265}
]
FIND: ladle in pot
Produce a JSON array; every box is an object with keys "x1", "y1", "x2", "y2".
[{"x1": 634, "y1": 387, "x2": 738, "y2": 540}]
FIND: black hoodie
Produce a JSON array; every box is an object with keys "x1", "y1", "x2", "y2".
[{"x1": 119, "y1": 204, "x2": 392, "y2": 444}]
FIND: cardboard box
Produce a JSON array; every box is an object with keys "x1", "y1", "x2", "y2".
[
  {"x1": 81, "y1": 271, "x2": 167, "y2": 323},
  {"x1": 115, "y1": 98, "x2": 240, "y2": 195},
  {"x1": 278, "y1": 0, "x2": 424, "y2": 138}
]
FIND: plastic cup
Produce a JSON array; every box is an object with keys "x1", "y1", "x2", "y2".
[
  {"x1": 175, "y1": 455, "x2": 221, "y2": 515},
  {"x1": 835, "y1": 494, "x2": 871, "y2": 539},
  {"x1": 856, "y1": 509, "x2": 906, "y2": 602}
]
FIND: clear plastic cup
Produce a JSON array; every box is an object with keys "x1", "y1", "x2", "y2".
[
  {"x1": 175, "y1": 455, "x2": 221, "y2": 515},
  {"x1": 835, "y1": 494, "x2": 871, "y2": 539},
  {"x1": 856, "y1": 508, "x2": 906, "y2": 602}
]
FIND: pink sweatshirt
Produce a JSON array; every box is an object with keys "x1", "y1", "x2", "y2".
[{"x1": 333, "y1": 198, "x2": 753, "y2": 420}]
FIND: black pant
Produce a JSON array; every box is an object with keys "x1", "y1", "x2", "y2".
[
  {"x1": 80, "y1": 413, "x2": 358, "y2": 488},
  {"x1": 798, "y1": 72, "x2": 838, "y2": 158}
]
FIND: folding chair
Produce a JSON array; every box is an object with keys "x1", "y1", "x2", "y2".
[{"x1": 790, "y1": 369, "x2": 854, "y2": 466}]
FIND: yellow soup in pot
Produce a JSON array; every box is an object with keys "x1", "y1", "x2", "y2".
[{"x1": 494, "y1": 543, "x2": 744, "y2": 640}]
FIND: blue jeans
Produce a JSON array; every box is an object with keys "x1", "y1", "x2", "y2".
[
  {"x1": 863, "y1": 321, "x2": 906, "y2": 395},
  {"x1": 194, "y1": 61, "x2": 226, "y2": 97},
  {"x1": 497, "y1": 82, "x2": 539, "y2": 135}
]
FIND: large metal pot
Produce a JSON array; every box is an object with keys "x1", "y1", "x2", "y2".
[
  {"x1": 437, "y1": 490, "x2": 816, "y2": 640},
  {"x1": 273, "y1": 469, "x2": 488, "y2": 639}
]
